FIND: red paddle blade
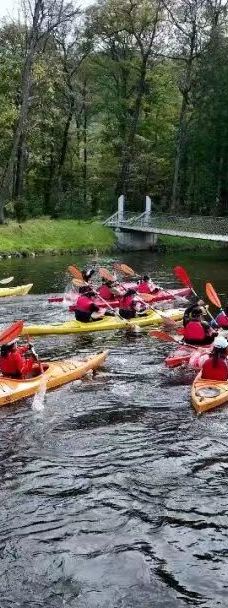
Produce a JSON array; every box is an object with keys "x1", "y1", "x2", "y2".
[
  {"x1": 68, "y1": 266, "x2": 83, "y2": 281},
  {"x1": 99, "y1": 267, "x2": 115, "y2": 282},
  {"x1": 114, "y1": 263, "x2": 136, "y2": 277},
  {"x1": 205, "y1": 282, "x2": 222, "y2": 309},
  {"x1": 174, "y1": 266, "x2": 192, "y2": 289},
  {"x1": 149, "y1": 330, "x2": 176, "y2": 343},
  {"x1": 0, "y1": 320, "x2": 24, "y2": 345}
]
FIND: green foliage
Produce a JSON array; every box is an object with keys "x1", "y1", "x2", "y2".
[
  {"x1": 0, "y1": 0, "x2": 227, "y2": 219},
  {"x1": 0, "y1": 219, "x2": 115, "y2": 252}
]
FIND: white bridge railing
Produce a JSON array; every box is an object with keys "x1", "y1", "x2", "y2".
[{"x1": 104, "y1": 196, "x2": 228, "y2": 241}]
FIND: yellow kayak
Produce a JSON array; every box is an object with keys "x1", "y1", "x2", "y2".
[
  {"x1": 0, "y1": 284, "x2": 33, "y2": 297},
  {"x1": 192, "y1": 372, "x2": 228, "y2": 414},
  {"x1": 0, "y1": 351, "x2": 108, "y2": 407},
  {"x1": 22, "y1": 308, "x2": 184, "y2": 336}
]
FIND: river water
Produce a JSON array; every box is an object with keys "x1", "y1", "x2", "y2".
[{"x1": 0, "y1": 250, "x2": 228, "y2": 608}]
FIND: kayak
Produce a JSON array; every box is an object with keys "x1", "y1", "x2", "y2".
[
  {"x1": 0, "y1": 284, "x2": 33, "y2": 297},
  {"x1": 192, "y1": 372, "x2": 228, "y2": 414},
  {"x1": 48, "y1": 287, "x2": 190, "y2": 307},
  {"x1": 122, "y1": 284, "x2": 191, "y2": 301},
  {"x1": 0, "y1": 351, "x2": 108, "y2": 407},
  {"x1": 21, "y1": 308, "x2": 184, "y2": 336},
  {"x1": 165, "y1": 344, "x2": 212, "y2": 369}
]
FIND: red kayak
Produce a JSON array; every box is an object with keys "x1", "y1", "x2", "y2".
[
  {"x1": 48, "y1": 286, "x2": 191, "y2": 306},
  {"x1": 165, "y1": 344, "x2": 212, "y2": 369}
]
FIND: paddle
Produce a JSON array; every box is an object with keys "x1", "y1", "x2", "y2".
[
  {"x1": 68, "y1": 265, "x2": 83, "y2": 281},
  {"x1": 149, "y1": 329, "x2": 198, "y2": 349},
  {"x1": 26, "y1": 336, "x2": 47, "y2": 411},
  {"x1": 0, "y1": 276, "x2": 14, "y2": 285},
  {"x1": 174, "y1": 265, "x2": 216, "y2": 324},
  {"x1": 114, "y1": 263, "x2": 137, "y2": 277},
  {"x1": 0, "y1": 320, "x2": 24, "y2": 345},
  {"x1": 205, "y1": 282, "x2": 224, "y2": 312}
]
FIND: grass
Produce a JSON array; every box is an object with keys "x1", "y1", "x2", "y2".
[
  {"x1": 0, "y1": 219, "x2": 116, "y2": 254},
  {"x1": 158, "y1": 234, "x2": 227, "y2": 252}
]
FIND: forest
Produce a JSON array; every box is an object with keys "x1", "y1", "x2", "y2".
[{"x1": 0, "y1": 0, "x2": 227, "y2": 223}]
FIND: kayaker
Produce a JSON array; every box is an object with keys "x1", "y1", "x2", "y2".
[
  {"x1": 97, "y1": 279, "x2": 116, "y2": 302},
  {"x1": 118, "y1": 289, "x2": 147, "y2": 319},
  {"x1": 137, "y1": 275, "x2": 158, "y2": 295},
  {"x1": 74, "y1": 286, "x2": 104, "y2": 323},
  {"x1": 81, "y1": 267, "x2": 96, "y2": 283},
  {"x1": 183, "y1": 307, "x2": 217, "y2": 345},
  {"x1": 215, "y1": 305, "x2": 228, "y2": 329},
  {"x1": 201, "y1": 336, "x2": 228, "y2": 381},
  {"x1": 183, "y1": 298, "x2": 208, "y2": 327},
  {"x1": 0, "y1": 340, "x2": 46, "y2": 379}
]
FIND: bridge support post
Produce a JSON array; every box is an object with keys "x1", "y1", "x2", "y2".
[
  {"x1": 116, "y1": 229, "x2": 157, "y2": 251},
  {"x1": 118, "y1": 195, "x2": 124, "y2": 224},
  {"x1": 145, "y1": 196, "x2": 152, "y2": 225}
]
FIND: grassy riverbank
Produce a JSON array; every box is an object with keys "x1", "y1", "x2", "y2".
[
  {"x1": 0, "y1": 219, "x2": 116, "y2": 255},
  {"x1": 158, "y1": 234, "x2": 226, "y2": 252}
]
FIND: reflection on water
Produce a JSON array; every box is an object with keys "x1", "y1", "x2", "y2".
[{"x1": 0, "y1": 250, "x2": 227, "y2": 608}]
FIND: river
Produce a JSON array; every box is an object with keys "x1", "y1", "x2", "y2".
[{"x1": 0, "y1": 250, "x2": 228, "y2": 608}]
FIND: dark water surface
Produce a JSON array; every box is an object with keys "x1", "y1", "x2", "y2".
[{"x1": 0, "y1": 251, "x2": 228, "y2": 608}]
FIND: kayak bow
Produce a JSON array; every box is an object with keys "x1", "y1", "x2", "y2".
[{"x1": 0, "y1": 351, "x2": 108, "y2": 407}]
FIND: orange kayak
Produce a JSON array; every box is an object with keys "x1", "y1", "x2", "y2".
[
  {"x1": 192, "y1": 371, "x2": 228, "y2": 414},
  {"x1": 0, "y1": 351, "x2": 108, "y2": 407}
]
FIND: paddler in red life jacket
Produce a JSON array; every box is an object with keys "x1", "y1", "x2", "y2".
[
  {"x1": 137, "y1": 275, "x2": 158, "y2": 295},
  {"x1": 97, "y1": 279, "x2": 116, "y2": 302},
  {"x1": 215, "y1": 304, "x2": 228, "y2": 329},
  {"x1": 183, "y1": 307, "x2": 217, "y2": 345},
  {"x1": 0, "y1": 340, "x2": 47, "y2": 379},
  {"x1": 74, "y1": 286, "x2": 104, "y2": 323},
  {"x1": 119, "y1": 288, "x2": 145, "y2": 319},
  {"x1": 183, "y1": 298, "x2": 208, "y2": 327},
  {"x1": 202, "y1": 336, "x2": 228, "y2": 381}
]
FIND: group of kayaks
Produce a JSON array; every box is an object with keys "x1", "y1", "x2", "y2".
[{"x1": 1, "y1": 263, "x2": 228, "y2": 415}]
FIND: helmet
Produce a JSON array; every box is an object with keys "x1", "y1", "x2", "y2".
[{"x1": 214, "y1": 336, "x2": 228, "y2": 349}]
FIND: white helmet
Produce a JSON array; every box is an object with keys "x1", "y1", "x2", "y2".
[{"x1": 214, "y1": 336, "x2": 228, "y2": 349}]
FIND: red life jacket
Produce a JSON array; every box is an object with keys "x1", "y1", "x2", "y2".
[
  {"x1": 202, "y1": 357, "x2": 228, "y2": 381},
  {"x1": 119, "y1": 294, "x2": 135, "y2": 311},
  {"x1": 184, "y1": 320, "x2": 206, "y2": 341},
  {"x1": 0, "y1": 346, "x2": 34, "y2": 378},
  {"x1": 97, "y1": 285, "x2": 114, "y2": 301},
  {"x1": 216, "y1": 312, "x2": 228, "y2": 328},
  {"x1": 137, "y1": 282, "x2": 154, "y2": 294},
  {"x1": 76, "y1": 295, "x2": 93, "y2": 313}
]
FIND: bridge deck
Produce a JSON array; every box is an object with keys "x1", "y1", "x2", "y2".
[{"x1": 105, "y1": 212, "x2": 228, "y2": 243}]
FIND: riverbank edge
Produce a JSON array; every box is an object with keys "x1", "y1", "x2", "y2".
[{"x1": 0, "y1": 219, "x2": 117, "y2": 258}]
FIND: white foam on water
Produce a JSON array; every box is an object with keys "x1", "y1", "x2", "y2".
[{"x1": 32, "y1": 379, "x2": 47, "y2": 412}]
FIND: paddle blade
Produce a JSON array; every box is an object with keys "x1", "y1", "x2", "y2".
[
  {"x1": 205, "y1": 282, "x2": 222, "y2": 309},
  {"x1": 68, "y1": 266, "x2": 83, "y2": 281},
  {"x1": 174, "y1": 266, "x2": 192, "y2": 289},
  {"x1": 72, "y1": 278, "x2": 85, "y2": 287},
  {"x1": 0, "y1": 276, "x2": 14, "y2": 285},
  {"x1": 0, "y1": 320, "x2": 24, "y2": 345},
  {"x1": 99, "y1": 268, "x2": 115, "y2": 282},
  {"x1": 114, "y1": 263, "x2": 136, "y2": 277},
  {"x1": 149, "y1": 330, "x2": 176, "y2": 343}
]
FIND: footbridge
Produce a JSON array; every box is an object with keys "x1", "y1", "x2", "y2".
[{"x1": 104, "y1": 196, "x2": 228, "y2": 250}]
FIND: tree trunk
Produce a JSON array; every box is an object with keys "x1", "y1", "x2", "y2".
[
  {"x1": 0, "y1": 0, "x2": 43, "y2": 222},
  {"x1": 82, "y1": 81, "x2": 87, "y2": 209},
  {"x1": 14, "y1": 132, "x2": 26, "y2": 200},
  {"x1": 171, "y1": 95, "x2": 187, "y2": 211},
  {"x1": 116, "y1": 58, "x2": 147, "y2": 197}
]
